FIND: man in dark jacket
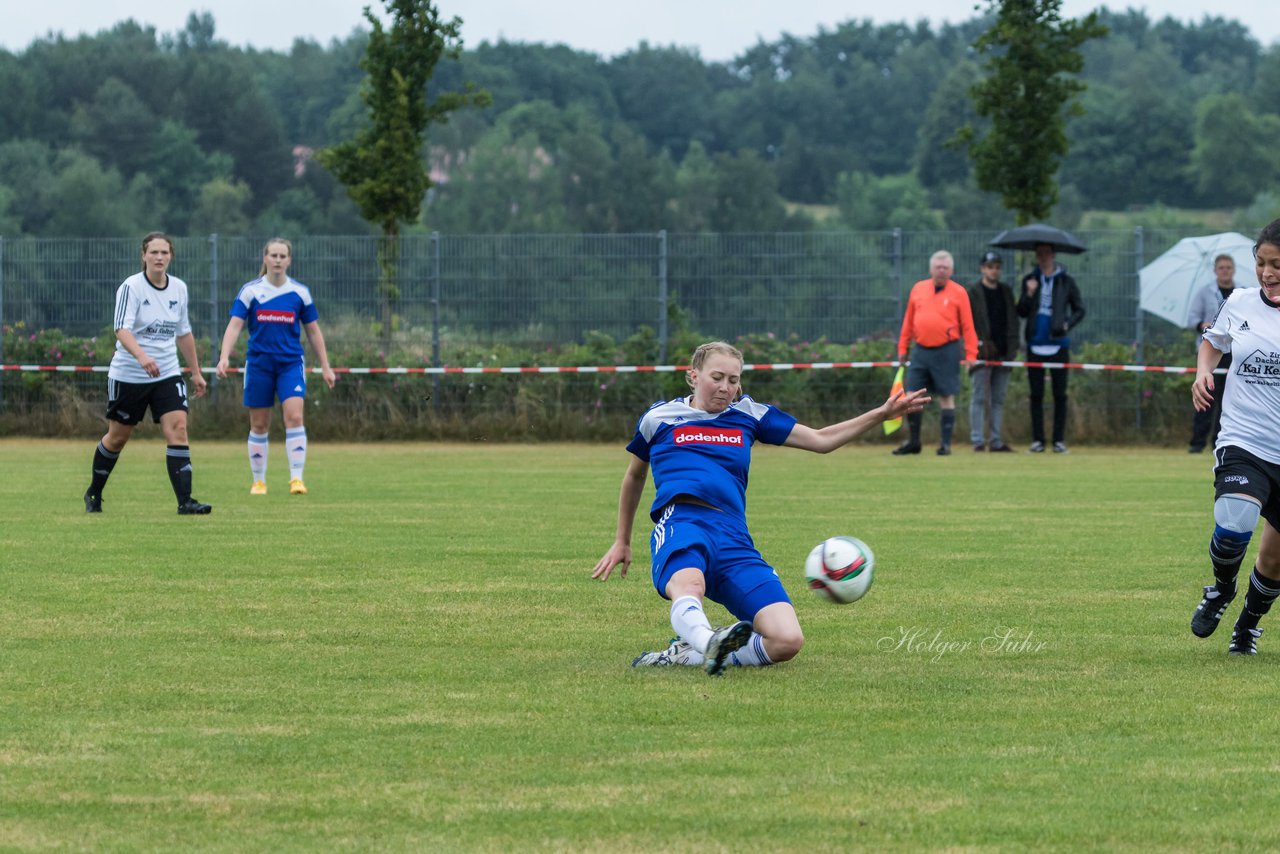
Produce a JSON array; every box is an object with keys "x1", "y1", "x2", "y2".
[
  {"x1": 967, "y1": 251, "x2": 1019, "y2": 452},
  {"x1": 1016, "y1": 243, "x2": 1086, "y2": 453}
]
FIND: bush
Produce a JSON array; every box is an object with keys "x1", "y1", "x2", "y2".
[{"x1": 0, "y1": 320, "x2": 1205, "y2": 443}]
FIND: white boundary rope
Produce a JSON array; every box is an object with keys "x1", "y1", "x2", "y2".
[{"x1": 0, "y1": 360, "x2": 1223, "y2": 375}]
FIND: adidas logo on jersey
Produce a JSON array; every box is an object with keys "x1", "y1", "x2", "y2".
[
  {"x1": 294, "y1": 385, "x2": 303, "y2": 392},
  {"x1": 1240, "y1": 321, "x2": 1250, "y2": 331},
  {"x1": 142, "y1": 299, "x2": 151, "y2": 305}
]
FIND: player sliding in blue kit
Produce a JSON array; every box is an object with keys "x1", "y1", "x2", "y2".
[
  {"x1": 216, "y1": 238, "x2": 336, "y2": 496},
  {"x1": 592, "y1": 341, "x2": 929, "y2": 675}
]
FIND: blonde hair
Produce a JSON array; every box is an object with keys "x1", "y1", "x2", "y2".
[
  {"x1": 140, "y1": 231, "x2": 174, "y2": 271},
  {"x1": 259, "y1": 237, "x2": 293, "y2": 277},
  {"x1": 686, "y1": 341, "x2": 743, "y2": 390}
]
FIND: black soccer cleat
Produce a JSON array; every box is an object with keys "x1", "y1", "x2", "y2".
[
  {"x1": 84, "y1": 490, "x2": 103, "y2": 513},
  {"x1": 1191, "y1": 586, "x2": 1235, "y2": 638},
  {"x1": 891, "y1": 441, "x2": 922, "y2": 456},
  {"x1": 177, "y1": 498, "x2": 213, "y2": 515},
  {"x1": 1229, "y1": 626, "x2": 1262, "y2": 656},
  {"x1": 703, "y1": 621, "x2": 753, "y2": 677}
]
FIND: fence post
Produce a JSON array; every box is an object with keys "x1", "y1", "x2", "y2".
[
  {"x1": 0, "y1": 235, "x2": 5, "y2": 414},
  {"x1": 1133, "y1": 226, "x2": 1144, "y2": 433},
  {"x1": 658, "y1": 230, "x2": 669, "y2": 364},
  {"x1": 430, "y1": 231, "x2": 441, "y2": 410},
  {"x1": 208, "y1": 233, "x2": 219, "y2": 402},
  {"x1": 892, "y1": 228, "x2": 904, "y2": 329}
]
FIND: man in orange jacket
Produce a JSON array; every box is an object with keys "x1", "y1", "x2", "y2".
[{"x1": 892, "y1": 250, "x2": 979, "y2": 456}]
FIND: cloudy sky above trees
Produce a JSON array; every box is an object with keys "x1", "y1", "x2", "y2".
[{"x1": 4, "y1": 0, "x2": 1278, "y2": 56}]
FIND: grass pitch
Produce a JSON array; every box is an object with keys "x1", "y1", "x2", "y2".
[{"x1": 0, "y1": 439, "x2": 1267, "y2": 851}]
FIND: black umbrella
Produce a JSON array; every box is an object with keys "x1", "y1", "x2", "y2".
[{"x1": 989, "y1": 223, "x2": 1087, "y2": 254}]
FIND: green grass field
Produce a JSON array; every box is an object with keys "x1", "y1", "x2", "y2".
[{"x1": 0, "y1": 439, "x2": 1269, "y2": 851}]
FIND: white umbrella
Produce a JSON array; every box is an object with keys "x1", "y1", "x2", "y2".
[{"x1": 1139, "y1": 232, "x2": 1256, "y2": 326}]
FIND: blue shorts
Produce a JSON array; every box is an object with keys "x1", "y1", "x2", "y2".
[
  {"x1": 243, "y1": 354, "x2": 306, "y2": 408},
  {"x1": 649, "y1": 501, "x2": 791, "y2": 622}
]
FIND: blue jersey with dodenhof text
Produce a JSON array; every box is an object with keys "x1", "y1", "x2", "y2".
[
  {"x1": 626, "y1": 395, "x2": 797, "y2": 521},
  {"x1": 230, "y1": 277, "x2": 319, "y2": 358}
]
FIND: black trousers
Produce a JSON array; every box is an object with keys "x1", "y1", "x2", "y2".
[
  {"x1": 1027, "y1": 349, "x2": 1069, "y2": 444},
  {"x1": 1190, "y1": 352, "x2": 1231, "y2": 450}
]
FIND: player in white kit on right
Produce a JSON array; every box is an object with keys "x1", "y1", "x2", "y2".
[{"x1": 1190, "y1": 218, "x2": 1280, "y2": 655}]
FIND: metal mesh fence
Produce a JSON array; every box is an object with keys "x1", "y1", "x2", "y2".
[{"x1": 0, "y1": 228, "x2": 1223, "y2": 438}]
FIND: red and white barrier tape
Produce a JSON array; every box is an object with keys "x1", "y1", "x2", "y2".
[{"x1": 0, "y1": 360, "x2": 1219, "y2": 375}]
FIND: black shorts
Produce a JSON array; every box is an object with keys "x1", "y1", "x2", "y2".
[
  {"x1": 106, "y1": 376, "x2": 189, "y2": 426},
  {"x1": 905, "y1": 340, "x2": 963, "y2": 397},
  {"x1": 1213, "y1": 445, "x2": 1280, "y2": 532}
]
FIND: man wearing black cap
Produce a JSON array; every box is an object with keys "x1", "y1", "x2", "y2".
[{"x1": 967, "y1": 251, "x2": 1019, "y2": 452}]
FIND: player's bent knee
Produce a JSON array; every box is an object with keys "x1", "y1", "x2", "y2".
[
  {"x1": 1215, "y1": 494, "x2": 1261, "y2": 537},
  {"x1": 764, "y1": 627, "x2": 805, "y2": 662}
]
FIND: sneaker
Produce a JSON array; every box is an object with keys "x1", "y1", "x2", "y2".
[
  {"x1": 1052, "y1": 442, "x2": 1069, "y2": 454},
  {"x1": 936, "y1": 445, "x2": 952, "y2": 456},
  {"x1": 1229, "y1": 626, "x2": 1262, "y2": 656},
  {"x1": 1191, "y1": 586, "x2": 1235, "y2": 638},
  {"x1": 891, "y1": 441, "x2": 922, "y2": 456},
  {"x1": 632, "y1": 638, "x2": 703, "y2": 667},
  {"x1": 250, "y1": 481, "x2": 268, "y2": 495},
  {"x1": 289, "y1": 479, "x2": 308, "y2": 495},
  {"x1": 177, "y1": 498, "x2": 213, "y2": 515},
  {"x1": 84, "y1": 490, "x2": 103, "y2": 513},
  {"x1": 704, "y1": 621, "x2": 753, "y2": 677},
  {"x1": 1028, "y1": 441, "x2": 1046, "y2": 453},
  {"x1": 989, "y1": 444, "x2": 1015, "y2": 453},
  {"x1": 973, "y1": 443, "x2": 986, "y2": 452}
]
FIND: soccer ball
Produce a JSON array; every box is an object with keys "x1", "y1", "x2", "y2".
[{"x1": 804, "y1": 536, "x2": 875, "y2": 604}]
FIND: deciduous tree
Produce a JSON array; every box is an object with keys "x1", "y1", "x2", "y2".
[
  {"x1": 959, "y1": 0, "x2": 1106, "y2": 223},
  {"x1": 317, "y1": 0, "x2": 489, "y2": 339}
]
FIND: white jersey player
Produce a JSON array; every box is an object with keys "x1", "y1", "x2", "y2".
[
  {"x1": 1190, "y1": 219, "x2": 1280, "y2": 654},
  {"x1": 83, "y1": 232, "x2": 212, "y2": 516}
]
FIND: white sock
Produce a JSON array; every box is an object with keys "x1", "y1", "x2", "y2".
[
  {"x1": 729, "y1": 633, "x2": 773, "y2": 667},
  {"x1": 286, "y1": 427, "x2": 307, "y2": 480},
  {"x1": 670, "y1": 596, "x2": 714, "y2": 654},
  {"x1": 248, "y1": 431, "x2": 269, "y2": 482}
]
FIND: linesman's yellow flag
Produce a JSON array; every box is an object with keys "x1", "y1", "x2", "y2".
[{"x1": 883, "y1": 365, "x2": 905, "y2": 435}]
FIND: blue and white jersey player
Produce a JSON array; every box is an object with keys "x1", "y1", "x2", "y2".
[
  {"x1": 216, "y1": 238, "x2": 336, "y2": 496},
  {"x1": 592, "y1": 341, "x2": 930, "y2": 676}
]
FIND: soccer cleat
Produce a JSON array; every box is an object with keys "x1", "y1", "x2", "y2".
[
  {"x1": 989, "y1": 444, "x2": 1014, "y2": 453},
  {"x1": 891, "y1": 441, "x2": 922, "y2": 456},
  {"x1": 1229, "y1": 626, "x2": 1262, "y2": 656},
  {"x1": 1028, "y1": 441, "x2": 1046, "y2": 453},
  {"x1": 84, "y1": 490, "x2": 103, "y2": 513},
  {"x1": 936, "y1": 445, "x2": 951, "y2": 456},
  {"x1": 1192, "y1": 586, "x2": 1235, "y2": 638},
  {"x1": 973, "y1": 443, "x2": 986, "y2": 452},
  {"x1": 177, "y1": 498, "x2": 213, "y2": 515},
  {"x1": 703, "y1": 621, "x2": 753, "y2": 677},
  {"x1": 632, "y1": 638, "x2": 703, "y2": 667},
  {"x1": 289, "y1": 478, "x2": 308, "y2": 495},
  {"x1": 1053, "y1": 441, "x2": 1069, "y2": 454},
  {"x1": 250, "y1": 481, "x2": 268, "y2": 495}
]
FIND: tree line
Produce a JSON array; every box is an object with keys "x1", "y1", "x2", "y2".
[{"x1": 0, "y1": 7, "x2": 1278, "y2": 238}]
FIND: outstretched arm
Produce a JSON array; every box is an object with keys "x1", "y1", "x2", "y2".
[
  {"x1": 591, "y1": 455, "x2": 650, "y2": 581},
  {"x1": 783, "y1": 388, "x2": 931, "y2": 454}
]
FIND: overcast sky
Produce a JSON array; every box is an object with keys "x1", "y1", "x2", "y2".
[{"x1": 4, "y1": 0, "x2": 1277, "y2": 57}]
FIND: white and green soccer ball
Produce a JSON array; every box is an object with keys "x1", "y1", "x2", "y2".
[{"x1": 804, "y1": 536, "x2": 875, "y2": 604}]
